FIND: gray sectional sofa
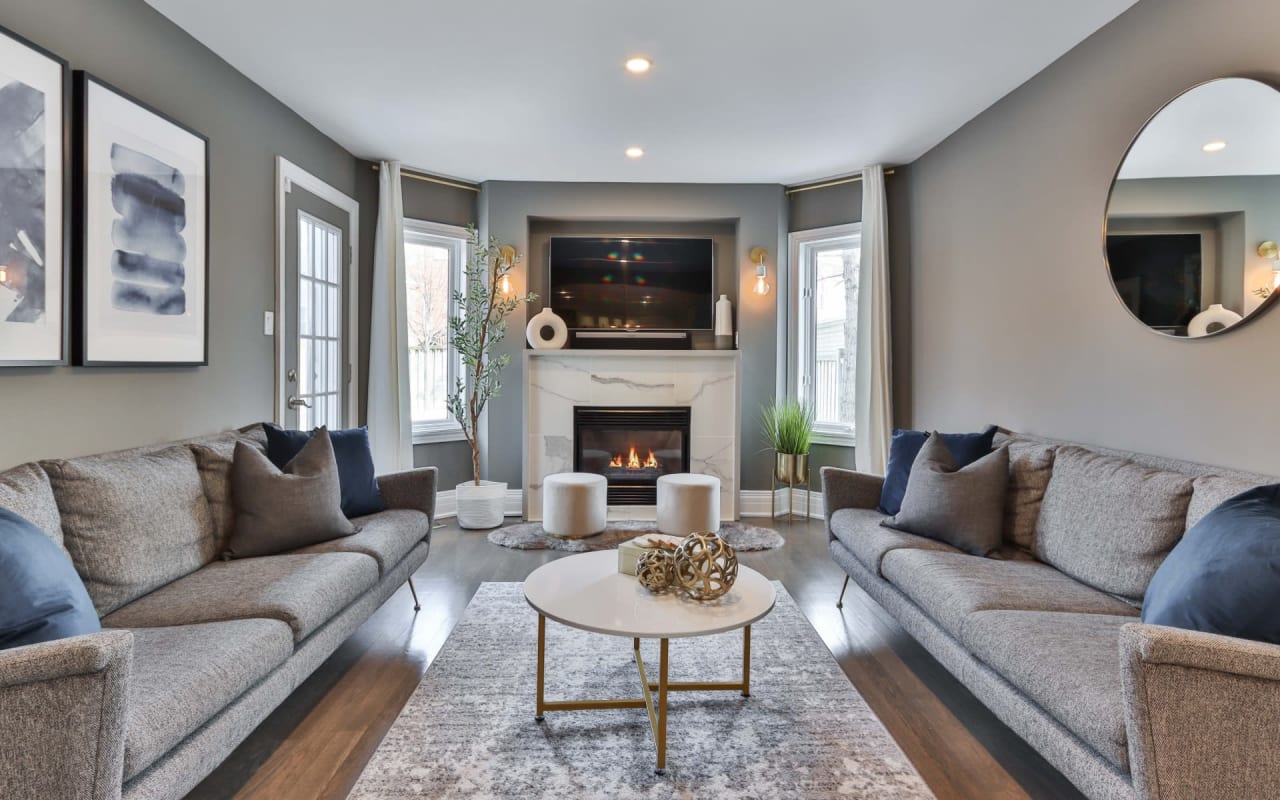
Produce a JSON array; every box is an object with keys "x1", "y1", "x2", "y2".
[
  {"x1": 823, "y1": 430, "x2": 1280, "y2": 800},
  {"x1": 0, "y1": 424, "x2": 436, "y2": 800}
]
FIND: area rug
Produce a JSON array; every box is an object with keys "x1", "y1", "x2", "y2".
[
  {"x1": 348, "y1": 582, "x2": 934, "y2": 799},
  {"x1": 487, "y1": 519, "x2": 784, "y2": 552}
]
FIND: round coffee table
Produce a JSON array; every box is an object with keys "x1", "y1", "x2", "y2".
[{"x1": 523, "y1": 549, "x2": 776, "y2": 774}]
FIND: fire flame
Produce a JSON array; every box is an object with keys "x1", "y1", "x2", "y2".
[{"x1": 608, "y1": 446, "x2": 659, "y2": 470}]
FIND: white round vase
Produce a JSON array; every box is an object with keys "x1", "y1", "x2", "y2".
[
  {"x1": 1187, "y1": 303, "x2": 1242, "y2": 337},
  {"x1": 526, "y1": 307, "x2": 568, "y2": 350}
]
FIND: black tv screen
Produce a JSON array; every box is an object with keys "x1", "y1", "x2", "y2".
[{"x1": 548, "y1": 237, "x2": 714, "y2": 330}]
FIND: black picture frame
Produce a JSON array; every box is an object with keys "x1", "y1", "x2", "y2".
[
  {"x1": 73, "y1": 71, "x2": 210, "y2": 366},
  {"x1": 0, "y1": 23, "x2": 71, "y2": 367}
]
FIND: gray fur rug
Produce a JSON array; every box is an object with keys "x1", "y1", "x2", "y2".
[
  {"x1": 349, "y1": 582, "x2": 933, "y2": 799},
  {"x1": 488, "y1": 519, "x2": 784, "y2": 552}
]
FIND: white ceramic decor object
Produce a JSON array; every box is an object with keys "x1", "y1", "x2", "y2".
[
  {"x1": 714, "y1": 294, "x2": 734, "y2": 349},
  {"x1": 526, "y1": 307, "x2": 568, "y2": 350},
  {"x1": 542, "y1": 472, "x2": 607, "y2": 539},
  {"x1": 456, "y1": 479, "x2": 507, "y2": 529},
  {"x1": 656, "y1": 473, "x2": 720, "y2": 536},
  {"x1": 1187, "y1": 303, "x2": 1243, "y2": 337}
]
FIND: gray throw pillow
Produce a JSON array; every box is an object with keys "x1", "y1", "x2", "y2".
[
  {"x1": 882, "y1": 433, "x2": 1009, "y2": 556},
  {"x1": 225, "y1": 428, "x2": 356, "y2": 559}
]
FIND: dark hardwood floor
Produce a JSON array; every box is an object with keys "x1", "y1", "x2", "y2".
[{"x1": 186, "y1": 516, "x2": 1086, "y2": 800}]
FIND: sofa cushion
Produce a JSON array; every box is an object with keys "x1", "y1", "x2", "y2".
[
  {"x1": 830, "y1": 508, "x2": 961, "y2": 576},
  {"x1": 0, "y1": 462, "x2": 64, "y2": 552},
  {"x1": 264, "y1": 424, "x2": 386, "y2": 518},
  {"x1": 189, "y1": 432, "x2": 268, "y2": 553},
  {"x1": 122, "y1": 619, "x2": 294, "y2": 780},
  {"x1": 879, "y1": 426, "x2": 997, "y2": 515},
  {"x1": 102, "y1": 552, "x2": 377, "y2": 641},
  {"x1": 880, "y1": 549, "x2": 1137, "y2": 637},
  {"x1": 43, "y1": 444, "x2": 217, "y2": 616},
  {"x1": 1035, "y1": 446, "x2": 1193, "y2": 603},
  {"x1": 292, "y1": 509, "x2": 429, "y2": 575},
  {"x1": 1002, "y1": 440, "x2": 1055, "y2": 552},
  {"x1": 961, "y1": 610, "x2": 1132, "y2": 770},
  {"x1": 1186, "y1": 474, "x2": 1263, "y2": 530}
]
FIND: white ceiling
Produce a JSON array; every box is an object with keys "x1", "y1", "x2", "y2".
[
  {"x1": 1117, "y1": 78, "x2": 1280, "y2": 180},
  {"x1": 146, "y1": 0, "x2": 1138, "y2": 184}
]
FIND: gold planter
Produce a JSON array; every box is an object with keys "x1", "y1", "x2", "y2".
[{"x1": 773, "y1": 452, "x2": 809, "y2": 484}]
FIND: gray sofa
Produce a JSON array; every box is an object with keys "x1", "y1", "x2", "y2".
[
  {"x1": 823, "y1": 430, "x2": 1280, "y2": 800},
  {"x1": 0, "y1": 424, "x2": 436, "y2": 800}
]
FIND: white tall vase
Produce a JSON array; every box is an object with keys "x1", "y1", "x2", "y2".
[{"x1": 714, "y1": 294, "x2": 734, "y2": 349}]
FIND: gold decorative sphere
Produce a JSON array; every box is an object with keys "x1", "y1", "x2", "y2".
[
  {"x1": 636, "y1": 549, "x2": 676, "y2": 593},
  {"x1": 673, "y1": 531, "x2": 738, "y2": 601}
]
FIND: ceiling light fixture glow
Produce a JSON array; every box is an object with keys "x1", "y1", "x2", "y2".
[
  {"x1": 625, "y1": 57, "x2": 652, "y2": 74},
  {"x1": 1202, "y1": 140, "x2": 1228, "y2": 153},
  {"x1": 625, "y1": 146, "x2": 645, "y2": 159}
]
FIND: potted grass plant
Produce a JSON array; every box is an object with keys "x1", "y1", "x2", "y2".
[
  {"x1": 761, "y1": 399, "x2": 814, "y2": 484},
  {"x1": 447, "y1": 226, "x2": 536, "y2": 529}
]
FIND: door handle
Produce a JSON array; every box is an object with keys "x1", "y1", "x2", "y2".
[{"x1": 287, "y1": 395, "x2": 312, "y2": 409}]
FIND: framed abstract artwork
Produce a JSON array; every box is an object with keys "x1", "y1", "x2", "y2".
[
  {"x1": 0, "y1": 25, "x2": 69, "y2": 366},
  {"x1": 75, "y1": 72, "x2": 208, "y2": 366}
]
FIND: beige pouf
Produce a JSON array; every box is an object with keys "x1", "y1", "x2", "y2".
[
  {"x1": 543, "y1": 472, "x2": 608, "y2": 539},
  {"x1": 656, "y1": 473, "x2": 721, "y2": 536}
]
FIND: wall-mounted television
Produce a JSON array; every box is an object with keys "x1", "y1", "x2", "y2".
[{"x1": 548, "y1": 237, "x2": 714, "y2": 331}]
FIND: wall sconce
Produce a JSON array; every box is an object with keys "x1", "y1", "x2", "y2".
[
  {"x1": 498, "y1": 245, "x2": 516, "y2": 295},
  {"x1": 749, "y1": 247, "x2": 771, "y2": 295},
  {"x1": 1260, "y1": 241, "x2": 1280, "y2": 289}
]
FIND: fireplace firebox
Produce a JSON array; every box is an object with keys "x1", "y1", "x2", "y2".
[{"x1": 573, "y1": 406, "x2": 691, "y2": 504}]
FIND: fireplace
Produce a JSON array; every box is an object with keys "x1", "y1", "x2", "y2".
[{"x1": 573, "y1": 406, "x2": 691, "y2": 504}]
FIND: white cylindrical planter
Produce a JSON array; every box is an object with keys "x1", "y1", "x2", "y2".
[
  {"x1": 526, "y1": 307, "x2": 569, "y2": 349},
  {"x1": 456, "y1": 480, "x2": 507, "y2": 529},
  {"x1": 714, "y1": 294, "x2": 734, "y2": 349}
]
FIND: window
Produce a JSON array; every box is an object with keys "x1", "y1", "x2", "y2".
[
  {"x1": 792, "y1": 223, "x2": 862, "y2": 446},
  {"x1": 404, "y1": 220, "x2": 467, "y2": 443}
]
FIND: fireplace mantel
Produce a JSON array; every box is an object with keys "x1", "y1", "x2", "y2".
[{"x1": 523, "y1": 350, "x2": 740, "y2": 521}]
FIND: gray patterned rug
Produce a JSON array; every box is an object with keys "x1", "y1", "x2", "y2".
[
  {"x1": 349, "y1": 582, "x2": 934, "y2": 799},
  {"x1": 487, "y1": 519, "x2": 784, "y2": 552}
]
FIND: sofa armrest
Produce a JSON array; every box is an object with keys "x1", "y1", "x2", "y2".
[
  {"x1": 1121, "y1": 623, "x2": 1280, "y2": 800},
  {"x1": 820, "y1": 466, "x2": 884, "y2": 533},
  {"x1": 0, "y1": 630, "x2": 133, "y2": 800},
  {"x1": 378, "y1": 466, "x2": 438, "y2": 525}
]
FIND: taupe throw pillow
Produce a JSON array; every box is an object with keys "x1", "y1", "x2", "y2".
[
  {"x1": 225, "y1": 428, "x2": 356, "y2": 559},
  {"x1": 882, "y1": 433, "x2": 1009, "y2": 556}
]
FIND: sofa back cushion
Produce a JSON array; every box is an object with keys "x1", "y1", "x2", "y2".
[
  {"x1": 1002, "y1": 440, "x2": 1056, "y2": 552},
  {"x1": 43, "y1": 444, "x2": 216, "y2": 616},
  {"x1": 1035, "y1": 446, "x2": 1193, "y2": 603},
  {"x1": 1187, "y1": 474, "x2": 1266, "y2": 530},
  {"x1": 190, "y1": 428, "x2": 268, "y2": 553},
  {"x1": 0, "y1": 463, "x2": 64, "y2": 553}
]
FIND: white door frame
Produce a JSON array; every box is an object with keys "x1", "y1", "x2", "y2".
[{"x1": 274, "y1": 156, "x2": 361, "y2": 427}]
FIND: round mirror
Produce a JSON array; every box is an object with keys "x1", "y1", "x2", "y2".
[{"x1": 1105, "y1": 77, "x2": 1280, "y2": 338}]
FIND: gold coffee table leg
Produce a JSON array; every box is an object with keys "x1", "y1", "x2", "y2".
[
  {"x1": 742, "y1": 625, "x2": 751, "y2": 697},
  {"x1": 535, "y1": 614, "x2": 546, "y2": 721},
  {"x1": 657, "y1": 638, "x2": 669, "y2": 774}
]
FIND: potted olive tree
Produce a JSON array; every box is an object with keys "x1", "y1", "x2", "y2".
[
  {"x1": 447, "y1": 227, "x2": 535, "y2": 529},
  {"x1": 761, "y1": 399, "x2": 814, "y2": 484}
]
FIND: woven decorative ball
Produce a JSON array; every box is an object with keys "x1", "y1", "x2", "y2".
[
  {"x1": 673, "y1": 531, "x2": 739, "y2": 601},
  {"x1": 636, "y1": 549, "x2": 676, "y2": 593}
]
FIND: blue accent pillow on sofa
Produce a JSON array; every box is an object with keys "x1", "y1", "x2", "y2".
[
  {"x1": 264, "y1": 424, "x2": 385, "y2": 518},
  {"x1": 1143, "y1": 483, "x2": 1280, "y2": 645},
  {"x1": 878, "y1": 426, "x2": 998, "y2": 515},
  {"x1": 0, "y1": 508, "x2": 101, "y2": 651}
]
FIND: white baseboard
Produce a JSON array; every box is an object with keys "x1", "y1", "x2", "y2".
[
  {"x1": 433, "y1": 489, "x2": 523, "y2": 521},
  {"x1": 740, "y1": 489, "x2": 824, "y2": 520}
]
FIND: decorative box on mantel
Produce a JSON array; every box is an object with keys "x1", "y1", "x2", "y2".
[{"x1": 523, "y1": 350, "x2": 741, "y2": 522}]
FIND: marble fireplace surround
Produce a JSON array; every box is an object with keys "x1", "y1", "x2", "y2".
[{"x1": 523, "y1": 350, "x2": 741, "y2": 521}]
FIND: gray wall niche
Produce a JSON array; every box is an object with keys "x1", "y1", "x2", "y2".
[
  {"x1": 904, "y1": 0, "x2": 1280, "y2": 475},
  {"x1": 0, "y1": 0, "x2": 356, "y2": 468}
]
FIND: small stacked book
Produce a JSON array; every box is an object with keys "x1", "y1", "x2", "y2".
[{"x1": 617, "y1": 534, "x2": 686, "y2": 575}]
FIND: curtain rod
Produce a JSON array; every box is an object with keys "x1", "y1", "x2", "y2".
[
  {"x1": 370, "y1": 163, "x2": 481, "y2": 193},
  {"x1": 785, "y1": 169, "x2": 896, "y2": 196}
]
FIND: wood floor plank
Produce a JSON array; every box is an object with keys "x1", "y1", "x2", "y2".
[{"x1": 185, "y1": 518, "x2": 1085, "y2": 800}]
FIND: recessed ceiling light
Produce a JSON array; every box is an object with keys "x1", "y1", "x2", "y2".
[
  {"x1": 1202, "y1": 140, "x2": 1227, "y2": 153},
  {"x1": 625, "y1": 146, "x2": 645, "y2": 159},
  {"x1": 625, "y1": 57, "x2": 652, "y2": 74}
]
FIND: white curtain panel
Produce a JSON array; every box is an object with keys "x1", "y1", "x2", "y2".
[
  {"x1": 367, "y1": 161, "x2": 414, "y2": 473},
  {"x1": 855, "y1": 164, "x2": 893, "y2": 475}
]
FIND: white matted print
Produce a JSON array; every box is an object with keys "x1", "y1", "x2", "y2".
[
  {"x1": 0, "y1": 25, "x2": 67, "y2": 366},
  {"x1": 78, "y1": 73, "x2": 208, "y2": 365}
]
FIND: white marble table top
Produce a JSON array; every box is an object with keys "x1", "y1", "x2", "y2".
[{"x1": 523, "y1": 550, "x2": 776, "y2": 639}]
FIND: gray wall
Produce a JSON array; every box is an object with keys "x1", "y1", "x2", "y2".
[
  {"x1": 904, "y1": 0, "x2": 1280, "y2": 475},
  {"x1": 789, "y1": 181, "x2": 863, "y2": 233},
  {"x1": 479, "y1": 181, "x2": 787, "y2": 491},
  {"x1": 0, "y1": 0, "x2": 356, "y2": 468},
  {"x1": 353, "y1": 161, "x2": 478, "y2": 486}
]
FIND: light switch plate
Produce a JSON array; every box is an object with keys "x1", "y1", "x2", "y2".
[{"x1": 263, "y1": 310, "x2": 274, "y2": 336}]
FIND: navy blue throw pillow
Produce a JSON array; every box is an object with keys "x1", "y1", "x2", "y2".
[
  {"x1": 264, "y1": 424, "x2": 386, "y2": 518},
  {"x1": 878, "y1": 426, "x2": 998, "y2": 515},
  {"x1": 0, "y1": 509, "x2": 102, "y2": 651},
  {"x1": 1143, "y1": 483, "x2": 1280, "y2": 645}
]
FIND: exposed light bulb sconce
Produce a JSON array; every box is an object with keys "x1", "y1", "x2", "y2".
[
  {"x1": 1260, "y1": 241, "x2": 1280, "y2": 289},
  {"x1": 749, "y1": 247, "x2": 772, "y2": 295},
  {"x1": 498, "y1": 245, "x2": 517, "y2": 294}
]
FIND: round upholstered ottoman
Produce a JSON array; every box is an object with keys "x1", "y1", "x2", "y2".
[
  {"x1": 542, "y1": 472, "x2": 607, "y2": 539},
  {"x1": 656, "y1": 473, "x2": 721, "y2": 536}
]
